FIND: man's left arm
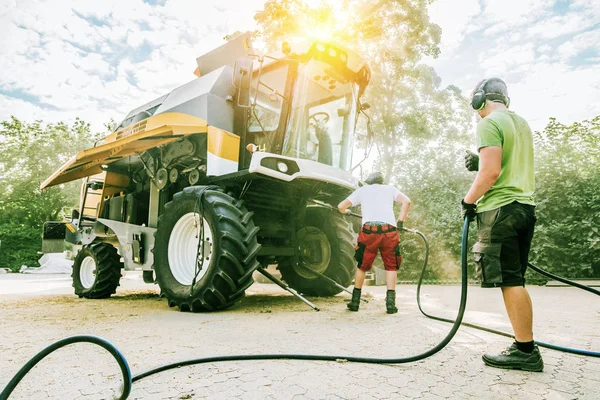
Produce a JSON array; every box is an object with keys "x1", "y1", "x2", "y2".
[
  {"x1": 464, "y1": 146, "x2": 502, "y2": 204},
  {"x1": 338, "y1": 199, "x2": 353, "y2": 214},
  {"x1": 395, "y1": 192, "x2": 411, "y2": 223}
]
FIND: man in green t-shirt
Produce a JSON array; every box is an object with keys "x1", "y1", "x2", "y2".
[{"x1": 461, "y1": 78, "x2": 543, "y2": 372}]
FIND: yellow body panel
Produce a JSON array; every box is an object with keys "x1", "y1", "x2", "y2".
[
  {"x1": 40, "y1": 113, "x2": 208, "y2": 190},
  {"x1": 207, "y1": 126, "x2": 240, "y2": 162}
]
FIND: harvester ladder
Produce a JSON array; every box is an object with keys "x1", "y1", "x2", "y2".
[{"x1": 78, "y1": 176, "x2": 103, "y2": 224}]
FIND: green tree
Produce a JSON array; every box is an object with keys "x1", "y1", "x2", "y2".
[
  {"x1": 531, "y1": 116, "x2": 600, "y2": 278},
  {"x1": 254, "y1": 0, "x2": 476, "y2": 280},
  {"x1": 0, "y1": 116, "x2": 100, "y2": 270}
]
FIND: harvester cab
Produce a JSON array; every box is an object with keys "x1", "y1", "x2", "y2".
[{"x1": 41, "y1": 33, "x2": 372, "y2": 311}]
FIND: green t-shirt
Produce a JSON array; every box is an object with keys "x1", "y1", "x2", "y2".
[{"x1": 476, "y1": 109, "x2": 535, "y2": 212}]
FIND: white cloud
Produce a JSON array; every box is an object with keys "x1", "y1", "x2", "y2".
[
  {"x1": 557, "y1": 29, "x2": 600, "y2": 61},
  {"x1": 482, "y1": 0, "x2": 552, "y2": 22},
  {"x1": 510, "y1": 62, "x2": 600, "y2": 129},
  {"x1": 537, "y1": 44, "x2": 552, "y2": 54},
  {"x1": 427, "y1": 0, "x2": 480, "y2": 54},
  {"x1": 423, "y1": 0, "x2": 600, "y2": 131},
  {"x1": 1, "y1": 0, "x2": 599, "y2": 136},
  {"x1": 0, "y1": 0, "x2": 268, "y2": 131},
  {"x1": 479, "y1": 44, "x2": 536, "y2": 76},
  {"x1": 525, "y1": 11, "x2": 597, "y2": 40},
  {"x1": 481, "y1": 0, "x2": 554, "y2": 35}
]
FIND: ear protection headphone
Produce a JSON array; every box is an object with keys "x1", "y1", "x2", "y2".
[
  {"x1": 365, "y1": 171, "x2": 384, "y2": 185},
  {"x1": 470, "y1": 78, "x2": 510, "y2": 111}
]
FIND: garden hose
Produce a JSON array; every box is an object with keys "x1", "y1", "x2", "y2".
[
  {"x1": 411, "y1": 225, "x2": 600, "y2": 358},
  {"x1": 0, "y1": 335, "x2": 132, "y2": 400},
  {"x1": 4, "y1": 216, "x2": 598, "y2": 400},
  {"x1": 1, "y1": 220, "x2": 471, "y2": 400}
]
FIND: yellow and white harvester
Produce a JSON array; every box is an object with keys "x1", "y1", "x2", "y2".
[{"x1": 41, "y1": 34, "x2": 372, "y2": 311}]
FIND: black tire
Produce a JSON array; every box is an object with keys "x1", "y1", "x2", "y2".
[
  {"x1": 279, "y1": 207, "x2": 355, "y2": 296},
  {"x1": 72, "y1": 243, "x2": 122, "y2": 299},
  {"x1": 153, "y1": 186, "x2": 261, "y2": 312}
]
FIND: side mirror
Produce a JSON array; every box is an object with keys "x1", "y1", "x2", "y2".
[
  {"x1": 360, "y1": 102, "x2": 371, "y2": 111},
  {"x1": 233, "y1": 58, "x2": 253, "y2": 108}
]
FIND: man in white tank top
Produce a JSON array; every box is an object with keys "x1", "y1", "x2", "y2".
[{"x1": 338, "y1": 172, "x2": 411, "y2": 313}]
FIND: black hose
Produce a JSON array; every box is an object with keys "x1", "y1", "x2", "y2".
[
  {"x1": 413, "y1": 225, "x2": 600, "y2": 358},
  {"x1": 527, "y1": 262, "x2": 600, "y2": 296},
  {"x1": 0, "y1": 335, "x2": 132, "y2": 400},
  {"x1": 1, "y1": 221, "x2": 472, "y2": 400},
  {"x1": 132, "y1": 220, "x2": 471, "y2": 381}
]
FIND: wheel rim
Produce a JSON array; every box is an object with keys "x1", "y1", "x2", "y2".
[
  {"x1": 295, "y1": 227, "x2": 331, "y2": 279},
  {"x1": 168, "y1": 212, "x2": 214, "y2": 286},
  {"x1": 80, "y1": 256, "x2": 96, "y2": 289}
]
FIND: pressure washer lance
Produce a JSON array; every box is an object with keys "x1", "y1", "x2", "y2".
[{"x1": 296, "y1": 263, "x2": 369, "y2": 303}]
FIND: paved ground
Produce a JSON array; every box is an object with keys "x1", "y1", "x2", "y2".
[{"x1": 0, "y1": 272, "x2": 599, "y2": 400}]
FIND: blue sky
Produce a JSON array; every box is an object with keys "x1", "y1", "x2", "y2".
[
  {"x1": 0, "y1": 0, "x2": 598, "y2": 132},
  {"x1": 426, "y1": 0, "x2": 600, "y2": 130}
]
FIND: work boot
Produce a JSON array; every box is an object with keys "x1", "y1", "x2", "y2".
[
  {"x1": 347, "y1": 288, "x2": 361, "y2": 311},
  {"x1": 482, "y1": 343, "x2": 544, "y2": 372},
  {"x1": 386, "y1": 290, "x2": 398, "y2": 314}
]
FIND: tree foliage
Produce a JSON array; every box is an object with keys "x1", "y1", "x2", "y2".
[
  {"x1": 254, "y1": 0, "x2": 475, "y2": 280},
  {"x1": 254, "y1": 0, "x2": 598, "y2": 281},
  {"x1": 254, "y1": 1, "x2": 472, "y2": 176},
  {"x1": 531, "y1": 116, "x2": 600, "y2": 278},
  {"x1": 1, "y1": 1, "x2": 597, "y2": 281},
  {"x1": 0, "y1": 116, "x2": 99, "y2": 269}
]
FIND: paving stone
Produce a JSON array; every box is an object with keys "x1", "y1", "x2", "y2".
[
  {"x1": 2, "y1": 284, "x2": 599, "y2": 400},
  {"x1": 543, "y1": 389, "x2": 578, "y2": 400},
  {"x1": 547, "y1": 377, "x2": 579, "y2": 394}
]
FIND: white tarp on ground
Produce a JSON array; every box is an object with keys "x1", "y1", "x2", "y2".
[{"x1": 20, "y1": 253, "x2": 73, "y2": 274}]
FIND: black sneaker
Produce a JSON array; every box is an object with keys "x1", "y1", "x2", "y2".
[{"x1": 482, "y1": 343, "x2": 544, "y2": 372}]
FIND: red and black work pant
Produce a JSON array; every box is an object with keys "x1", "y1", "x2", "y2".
[{"x1": 354, "y1": 224, "x2": 402, "y2": 271}]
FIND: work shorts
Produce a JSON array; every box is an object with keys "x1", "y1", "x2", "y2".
[
  {"x1": 473, "y1": 201, "x2": 536, "y2": 288},
  {"x1": 354, "y1": 224, "x2": 402, "y2": 272}
]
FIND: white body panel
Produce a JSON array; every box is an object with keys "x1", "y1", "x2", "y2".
[
  {"x1": 248, "y1": 152, "x2": 359, "y2": 190},
  {"x1": 207, "y1": 151, "x2": 238, "y2": 176}
]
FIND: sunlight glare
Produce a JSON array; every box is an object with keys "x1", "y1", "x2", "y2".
[{"x1": 300, "y1": 0, "x2": 351, "y2": 41}]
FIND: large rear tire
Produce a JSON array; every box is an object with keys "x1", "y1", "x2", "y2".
[
  {"x1": 153, "y1": 186, "x2": 261, "y2": 312},
  {"x1": 72, "y1": 243, "x2": 122, "y2": 299},
  {"x1": 279, "y1": 207, "x2": 355, "y2": 296}
]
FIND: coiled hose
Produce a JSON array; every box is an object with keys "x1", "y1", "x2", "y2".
[
  {"x1": 1, "y1": 221, "x2": 471, "y2": 400},
  {"x1": 3, "y1": 218, "x2": 598, "y2": 400},
  {"x1": 412, "y1": 227, "x2": 600, "y2": 357}
]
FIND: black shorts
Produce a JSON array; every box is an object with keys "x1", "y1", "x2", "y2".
[{"x1": 473, "y1": 201, "x2": 536, "y2": 288}]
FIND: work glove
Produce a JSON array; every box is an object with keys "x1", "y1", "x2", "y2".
[
  {"x1": 396, "y1": 220, "x2": 404, "y2": 230},
  {"x1": 461, "y1": 199, "x2": 477, "y2": 222},
  {"x1": 464, "y1": 150, "x2": 479, "y2": 172}
]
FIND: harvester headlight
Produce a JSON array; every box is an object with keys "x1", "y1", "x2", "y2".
[
  {"x1": 328, "y1": 48, "x2": 337, "y2": 57},
  {"x1": 316, "y1": 43, "x2": 326, "y2": 52},
  {"x1": 276, "y1": 161, "x2": 289, "y2": 173}
]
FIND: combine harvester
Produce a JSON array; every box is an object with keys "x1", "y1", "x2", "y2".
[{"x1": 41, "y1": 33, "x2": 373, "y2": 312}]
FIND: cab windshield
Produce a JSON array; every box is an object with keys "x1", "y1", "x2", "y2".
[
  {"x1": 247, "y1": 64, "x2": 288, "y2": 152},
  {"x1": 283, "y1": 60, "x2": 358, "y2": 171}
]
